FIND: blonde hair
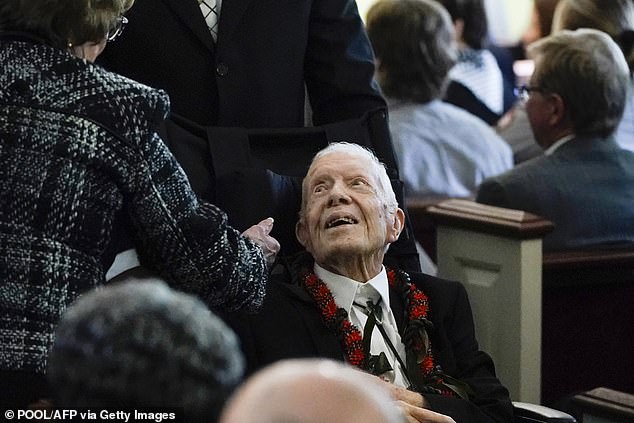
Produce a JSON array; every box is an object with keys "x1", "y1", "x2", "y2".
[{"x1": 553, "y1": 0, "x2": 634, "y2": 70}]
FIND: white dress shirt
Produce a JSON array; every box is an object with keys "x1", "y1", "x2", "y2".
[
  {"x1": 314, "y1": 264, "x2": 409, "y2": 387},
  {"x1": 388, "y1": 99, "x2": 513, "y2": 199}
]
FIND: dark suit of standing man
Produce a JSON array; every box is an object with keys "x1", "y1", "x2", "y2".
[
  {"x1": 99, "y1": 0, "x2": 423, "y2": 273},
  {"x1": 98, "y1": 0, "x2": 386, "y2": 128}
]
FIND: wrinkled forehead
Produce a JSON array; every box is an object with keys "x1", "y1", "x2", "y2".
[{"x1": 306, "y1": 151, "x2": 378, "y2": 183}]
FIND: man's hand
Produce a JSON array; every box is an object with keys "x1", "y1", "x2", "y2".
[
  {"x1": 383, "y1": 382, "x2": 428, "y2": 408},
  {"x1": 242, "y1": 217, "x2": 280, "y2": 266},
  {"x1": 398, "y1": 401, "x2": 457, "y2": 423},
  {"x1": 377, "y1": 380, "x2": 455, "y2": 423}
]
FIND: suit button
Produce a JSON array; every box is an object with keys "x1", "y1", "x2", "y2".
[{"x1": 216, "y1": 62, "x2": 229, "y2": 77}]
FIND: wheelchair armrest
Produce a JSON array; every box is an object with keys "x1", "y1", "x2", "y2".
[{"x1": 513, "y1": 401, "x2": 577, "y2": 422}]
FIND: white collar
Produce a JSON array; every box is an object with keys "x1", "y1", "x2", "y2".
[
  {"x1": 314, "y1": 263, "x2": 391, "y2": 314},
  {"x1": 544, "y1": 134, "x2": 575, "y2": 155}
]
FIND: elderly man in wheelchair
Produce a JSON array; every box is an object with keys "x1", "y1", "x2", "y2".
[{"x1": 224, "y1": 142, "x2": 518, "y2": 422}]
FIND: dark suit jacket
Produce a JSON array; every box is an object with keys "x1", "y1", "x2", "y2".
[
  {"x1": 222, "y1": 259, "x2": 513, "y2": 423},
  {"x1": 98, "y1": 0, "x2": 386, "y2": 127},
  {"x1": 477, "y1": 136, "x2": 634, "y2": 252}
]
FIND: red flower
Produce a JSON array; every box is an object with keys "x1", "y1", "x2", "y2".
[
  {"x1": 302, "y1": 267, "x2": 456, "y2": 398},
  {"x1": 410, "y1": 305, "x2": 429, "y2": 320},
  {"x1": 325, "y1": 301, "x2": 338, "y2": 317},
  {"x1": 422, "y1": 354, "x2": 435, "y2": 372}
]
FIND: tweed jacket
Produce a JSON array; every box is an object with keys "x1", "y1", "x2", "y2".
[{"x1": 0, "y1": 36, "x2": 267, "y2": 374}]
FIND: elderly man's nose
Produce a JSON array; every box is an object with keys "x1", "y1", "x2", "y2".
[{"x1": 327, "y1": 184, "x2": 351, "y2": 206}]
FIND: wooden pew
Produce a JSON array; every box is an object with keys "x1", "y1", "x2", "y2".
[
  {"x1": 407, "y1": 199, "x2": 634, "y2": 405},
  {"x1": 412, "y1": 199, "x2": 554, "y2": 403},
  {"x1": 541, "y1": 250, "x2": 634, "y2": 406},
  {"x1": 570, "y1": 387, "x2": 634, "y2": 422}
]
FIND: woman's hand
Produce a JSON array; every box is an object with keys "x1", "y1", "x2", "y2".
[{"x1": 242, "y1": 217, "x2": 280, "y2": 266}]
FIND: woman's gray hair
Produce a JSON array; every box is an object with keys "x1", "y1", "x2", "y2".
[
  {"x1": 552, "y1": 0, "x2": 634, "y2": 70},
  {"x1": 0, "y1": 0, "x2": 134, "y2": 48},
  {"x1": 366, "y1": 0, "x2": 457, "y2": 103},
  {"x1": 528, "y1": 28, "x2": 630, "y2": 138},
  {"x1": 299, "y1": 142, "x2": 398, "y2": 219}
]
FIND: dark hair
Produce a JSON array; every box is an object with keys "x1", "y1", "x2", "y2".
[
  {"x1": 0, "y1": 0, "x2": 133, "y2": 48},
  {"x1": 48, "y1": 280, "x2": 244, "y2": 423},
  {"x1": 534, "y1": 0, "x2": 560, "y2": 39},
  {"x1": 436, "y1": 0, "x2": 488, "y2": 49},
  {"x1": 367, "y1": 0, "x2": 457, "y2": 103}
]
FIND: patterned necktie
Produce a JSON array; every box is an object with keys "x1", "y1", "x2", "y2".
[
  {"x1": 198, "y1": 0, "x2": 219, "y2": 41},
  {"x1": 352, "y1": 285, "x2": 409, "y2": 386}
]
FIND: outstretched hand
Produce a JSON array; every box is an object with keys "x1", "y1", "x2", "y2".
[{"x1": 242, "y1": 217, "x2": 280, "y2": 266}]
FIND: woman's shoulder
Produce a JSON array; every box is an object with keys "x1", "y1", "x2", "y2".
[
  {"x1": 2, "y1": 40, "x2": 170, "y2": 132},
  {"x1": 91, "y1": 63, "x2": 169, "y2": 109},
  {"x1": 81, "y1": 63, "x2": 170, "y2": 128}
]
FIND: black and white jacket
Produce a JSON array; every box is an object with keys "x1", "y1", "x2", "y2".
[{"x1": 0, "y1": 35, "x2": 267, "y2": 374}]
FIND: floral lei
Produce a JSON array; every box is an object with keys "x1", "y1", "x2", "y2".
[{"x1": 301, "y1": 266, "x2": 471, "y2": 399}]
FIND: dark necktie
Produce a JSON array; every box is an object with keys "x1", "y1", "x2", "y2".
[{"x1": 354, "y1": 297, "x2": 410, "y2": 385}]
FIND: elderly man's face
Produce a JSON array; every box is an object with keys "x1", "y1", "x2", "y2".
[{"x1": 296, "y1": 152, "x2": 403, "y2": 266}]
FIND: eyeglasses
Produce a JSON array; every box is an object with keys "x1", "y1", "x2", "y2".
[
  {"x1": 106, "y1": 16, "x2": 128, "y2": 42},
  {"x1": 515, "y1": 84, "x2": 546, "y2": 103}
]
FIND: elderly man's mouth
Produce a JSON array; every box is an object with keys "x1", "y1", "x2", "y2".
[{"x1": 325, "y1": 216, "x2": 358, "y2": 229}]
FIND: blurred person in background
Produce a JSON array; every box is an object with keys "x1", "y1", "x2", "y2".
[
  {"x1": 478, "y1": 29, "x2": 634, "y2": 252},
  {"x1": 500, "y1": 0, "x2": 634, "y2": 163},
  {"x1": 552, "y1": 0, "x2": 634, "y2": 152},
  {"x1": 437, "y1": 0, "x2": 510, "y2": 125},
  {"x1": 367, "y1": 0, "x2": 512, "y2": 200},
  {"x1": 49, "y1": 280, "x2": 244, "y2": 422},
  {"x1": 219, "y1": 359, "x2": 415, "y2": 423}
]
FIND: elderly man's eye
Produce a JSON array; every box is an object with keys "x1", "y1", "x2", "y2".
[
  {"x1": 313, "y1": 184, "x2": 327, "y2": 194},
  {"x1": 351, "y1": 178, "x2": 369, "y2": 187}
]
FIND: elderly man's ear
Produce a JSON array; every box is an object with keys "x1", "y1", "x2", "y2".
[{"x1": 388, "y1": 208, "x2": 405, "y2": 244}]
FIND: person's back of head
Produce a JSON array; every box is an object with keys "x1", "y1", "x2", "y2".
[
  {"x1": 437, "y1": 0, "x2": 488, "y2": 49},
  {"x1": 366, "y1": 0, "x2": 457, "y2": 103},
  {"x1": 219, "y1": 359, "x2": 404, "y2": 423},
  {"x1": 552, "y1": 0, "x2": 634, "y2": 71},
  {"x1": 0, "y1": 0, "x2": 133, "y2": 49},
  {"x1": 48, "y1": 279, "x2": 244, "y2": 422},
  {"x1": 528, "y1": 28, "x2": 630, "y2": 138}
]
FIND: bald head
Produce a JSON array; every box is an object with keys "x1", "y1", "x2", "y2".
[{"x1": 219, "y1": 359, "x2": 404, "y2": 423}]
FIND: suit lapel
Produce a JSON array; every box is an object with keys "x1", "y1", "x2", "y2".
[
  {"x1": 161, "y1": 0, "x2": 215, "y2": 53},
  {"x1": 389, "y1": 284, "x2": 407, "y2": 336},
  {"x1": 217, "y1": 0, "x2": 253, "y2": 44},
  {"x1": 278, "y1": 281, "x2": 347, "y2": 362}
]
